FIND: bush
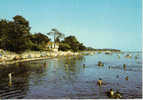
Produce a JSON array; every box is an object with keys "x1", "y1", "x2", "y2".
[{"x1": 59, "y1": 43, "x2": 71, "y2": 51}]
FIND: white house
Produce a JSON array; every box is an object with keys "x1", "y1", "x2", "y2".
[{"x1": 45, "y1": 42, "x2": 59, "y2": 52}]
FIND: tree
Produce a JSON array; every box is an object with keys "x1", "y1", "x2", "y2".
[
  {"x1": 59, "y1": 35, "x2": 86, "y2": 52},
  {"x1": 47, "y1": 28, "x2": 64, "y2": 47},
  {"x1": 29, "y1": 33, "x2": 50, "y2": 44},
  {"x1": 0, "y1": 15, "x2": 88, "y2": 52},
  {"x1": 0, "y1": 19, "x2": 9, "y2": 50},
  {"x1": 29, "y1": 33, "x2": 50, "y2": 50},
  {"x1": 63, "y1": 36, "x2": 80, "y2": 52},
  {"x1": 79, "y1": 43, "x2": 86, "y2": 50},
  {"x1": 9, "y1": 15, "x2": 32, "y2": 52},
  {"x1": 59, "y1": 43, "x2": 71, "y2": 51},
  {"x1": 0, "y1": 15, "x2": 33, "y2": 52},
  {"x1": 0, "y1": 15, "x2": 52, "y2": 52}
]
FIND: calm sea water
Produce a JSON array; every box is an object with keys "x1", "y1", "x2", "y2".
[{"x1": 0, "y1": 52, "x2": 142, "y2": 99}]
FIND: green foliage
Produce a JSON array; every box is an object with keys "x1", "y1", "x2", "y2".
[
  {"x1": 29, "y1": 33, "x2": 50, "y2": 44},
  {"x1": 0, "y1": 15, "x2": 93, "y2": 53},
  {"x1": 79, "y1": 43, "x2": 86, "y2": 51},
  {"x1": 29, "y1": 33, "x2": 50, "y2": 50},
  {"x1": 1, "y1": 15, "x2": 32, "y2": 52},
  {"x1": 0, "y1": 19, "x2": 9, "y2": 49},
  {"x1": 0, "y1": 15, "x2": 50, "y2": 52},
  {"x1": 59, "y1": 35, "x2": 86, "y2": 52},
  {"x1": 59, "y1": 43, "x2": 71, "y2": 51},
  {"x1": 86, "y1": 47, "x2": 96, "y2": 51}
]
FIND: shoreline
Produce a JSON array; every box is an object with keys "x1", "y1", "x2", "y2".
[
  {"x1": 0, "y1": 50, "x2": 123, "y2": 65},
  {"x1": 0, "y1": 50, "x2": 85, "y2": 65},
  {"x1": 0, "y1": 57, "x2": 51, "y2": 65}
]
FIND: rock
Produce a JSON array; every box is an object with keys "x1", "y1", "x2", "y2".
[
  {"x1": 116, "y1": 75, "x2": 119, "y2": 78},
  {"x1": 98, "y1": 61, "x2": 104, "y2": 66},
  {"x1": 125, "y1": 76, "x2": 128, "y2": 80},
  {"x1": 125, "y1": 54, "x2": 132, "y2": 58},
  {"x1": 28, "y1": 54, "x2": 32, "y2": 58},
  {"x1": 83, "y1": 64, "x2": 86, "y2": 68},
  {"x1": 13, "y1": 56, "x2": 20, "y2": 60},
  {"x1": 0, "y1": 58, "x2": 3, "y2": 62},
  {"x1": 123, "y1": 64, "x2": 126, "y2": 70},
  {"x1": 108, "y1": 66, "x2": 111, "y2": 69},
  {"x1": 114, "y1": 91, "x2": 122, "y2": 99},
  {"x1": 135, "y1": 56, "x2": 138, "y2": 59}
]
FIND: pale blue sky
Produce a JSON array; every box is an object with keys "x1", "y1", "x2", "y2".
[{"x1": 0, "y1": 0, "x2": 142, "y2": 51}]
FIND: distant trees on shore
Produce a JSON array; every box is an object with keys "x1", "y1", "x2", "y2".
[{"x1": 0, "y1": 15, "x2": 90, "y2": 53}]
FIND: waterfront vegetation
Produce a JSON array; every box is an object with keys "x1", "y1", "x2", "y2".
[
  {"x1": 0, "y1": 15, "x2": 95, "y2": 53},
  {"x1": 0, "y1": 15, "x2": 101, "y2": 64}
]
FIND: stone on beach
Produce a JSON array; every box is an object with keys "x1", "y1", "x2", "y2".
[
  {"x1": 134, "y1": 56, "x2": 138, "y2": 59},
  {"x1": 114, "y1": 91, "x2": 122, "y2": 99},
  {"x1": 123, "y1": 64, "x2": 126, "y2": 70},
  {"x1": 98, "y1": 61, "x2": 104, "y2": 67},
  {"x1": 125, "y1": 76, "x2": 128, "y2": 80},
  {"x1": 13, "y1": 56, "x2": 21, "y2": 60},
  {"x1": 125, "y1": 54, "x2": 132, "y2": 58},
  {"x1": 116, "y1": 75, "x2": 119, "y2": 78}
]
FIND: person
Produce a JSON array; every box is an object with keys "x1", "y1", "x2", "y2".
[
  {"x1": 109, "y1": 89, "x2": 114, "y2": 97},
  {"x1": 114, "y1": 90, "x2": 122, "y2": 98},
  {"x1": 97, "y1": 78, "x2": 102, "y2": 86},
  {"x1": 8, "y1": 73, "x2": 12, "y2": 87},
  {"x1": 106, "y1": 89, "x2": 114, "y2": 98}
]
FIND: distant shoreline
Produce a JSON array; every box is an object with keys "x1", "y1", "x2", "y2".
[{"x1": 95, "y1": 49, "x2": 121, "y2": 52}]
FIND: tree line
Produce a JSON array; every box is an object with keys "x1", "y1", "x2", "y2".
[{"x1": 0, "y1": 15, "x2": 95, "y2": 53}]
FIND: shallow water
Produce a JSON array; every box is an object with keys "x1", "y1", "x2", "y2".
[{"x1": 0, "y1": 51, "x2": 142, "y2": 99}]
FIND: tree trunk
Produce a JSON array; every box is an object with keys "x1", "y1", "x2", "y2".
[{"x1": 54, "y1": 33, "x2": 56, "y2": 48}]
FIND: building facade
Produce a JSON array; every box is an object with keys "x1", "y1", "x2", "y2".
[{"x1": 45, "y1": 42, "x2": 59, "y2": 52}]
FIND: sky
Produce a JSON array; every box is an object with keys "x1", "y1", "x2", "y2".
[{"x1": 0, "y1": 0, "x2": 142, "y2": 51}]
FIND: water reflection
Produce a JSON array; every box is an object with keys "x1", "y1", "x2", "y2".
[
  {"x1": 0, "y1": 61, "x2": 49, "y2": 99},
  {"x1": 0, "y1": 63, "x2": 30, "y2": 99}
]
